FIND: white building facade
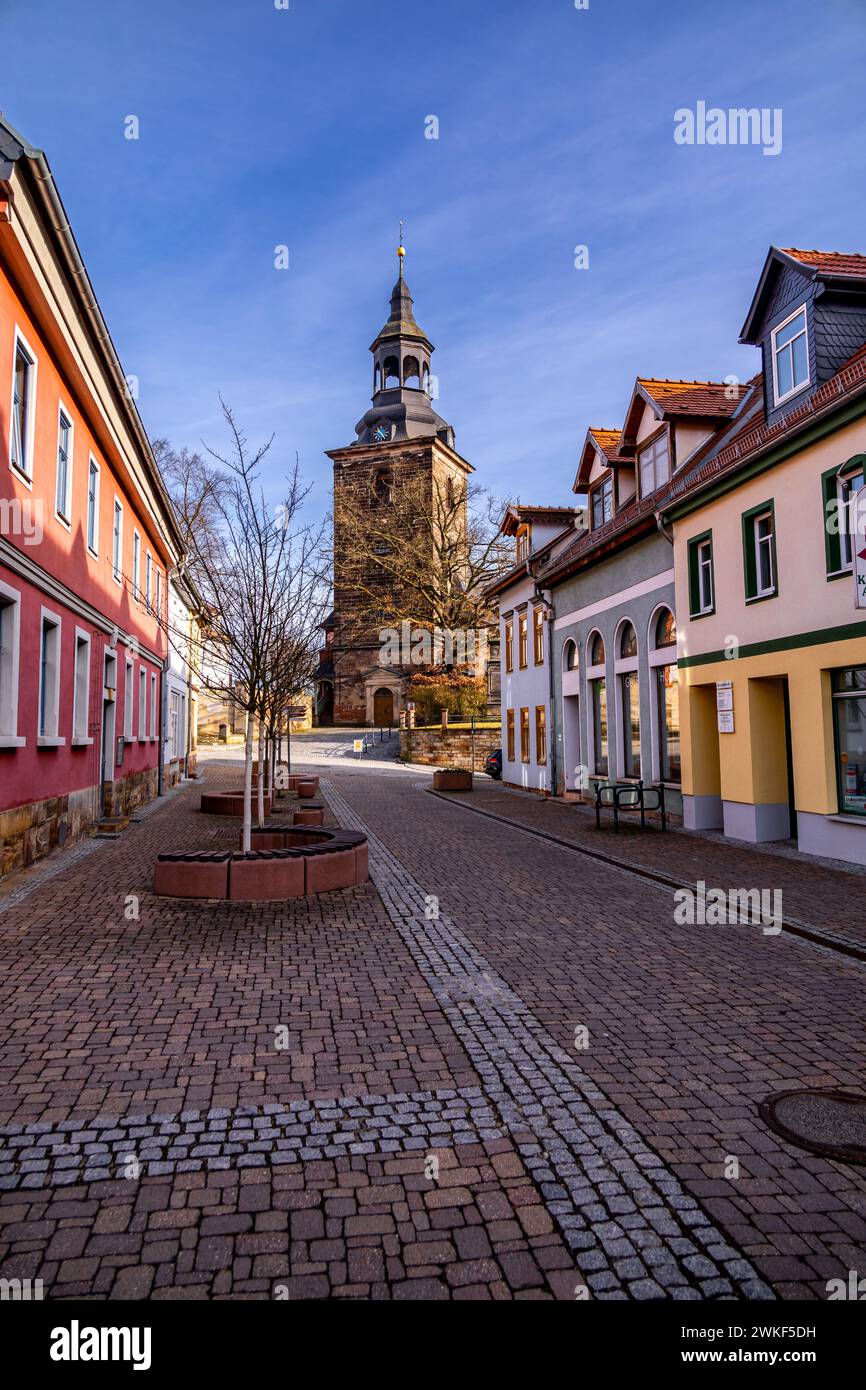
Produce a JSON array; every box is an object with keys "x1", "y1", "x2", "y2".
[
  {"x1": 488, "y1": 506, "x2": 583, "y2": 793},
  {"x1": 163, "y1": 574, "x2": 199, "y2": 783}
]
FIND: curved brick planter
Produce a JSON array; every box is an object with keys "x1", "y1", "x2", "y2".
[
  {"x1": 200, "y1": 791, "x2": 272, "y2": 818},
  {"x1": 432, "y1": 768, "x2": 473, "y2": 791},
  {"x1": 283, "y1": 774, "x2": 319, "y2": 795},
  {"x1": 154, "y1": 828, "x2": 368, "y2": 902}
]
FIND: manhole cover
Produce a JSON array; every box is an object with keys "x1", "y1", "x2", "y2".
[{"x1": 759, "y1": 1089, "x2": 866, "y2": 1165}]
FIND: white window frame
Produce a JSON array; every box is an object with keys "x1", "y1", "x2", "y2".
[
  {"x1": 590, "y1": 474, "x2": 613, "y2": 531},
  {"x1": 585, "y1": 631, "x2": 608, "y2": 778},
  {"x1": 145, "y1": 551, "x2": 153, "y2": 611},
  {"x1": 647, "y1": 604, "x2": 679, "y2": 785},
  {"x1": 72, "y1": 627, "x2": 93, "y2": 745},
  {"x1": 697, "y1": 538, "x2": 714, "y2": 614},
  {"x1": 838, "y1": 464, "x2": 865, "y2": 571},
  {"x1": 112, "y1": 497, "x2": 123, "y2": 584},
  {"x1": 55, "y1": 402, "x2": 74, "y2": 526},
  {"x1": 0, "y1": 578, "x2": 24, "y2": 746},
  {"x1": 38, "y1": 606, "x2": 64, "y2": 746},
  {"x1": 86, "y1": 455, "x2": 101, "y2": 558},
  {"x1": 771, "y1": 305, "x2": 810, "y2": 408},
  {"x1": 133, "y1": 529, "x2": 141, "y2": 601},
  {"x1": 9, "y1": 327, "x2": 38, "y2": 484},
  {"x1": 155, "y1": 567, "x2": 162, "y2": 624},
  {"x1": 753, "y1": 509, "x2": 776, "y2": 597},
  {"x1": 124, "y1": 657, "x2": 135, "y2": 741},
  {"x1": 613, "y1": 618, "x2": 640, "y2": 780},
  {"x1": 138, "y1": 666, "x2": 147, "y2": 740},
  {"x1": 150, "y1": 671, "x2": 158, "y2": 740},
  {"x1": 638, "y1": 431, "x2": 670, "y2": 497}
]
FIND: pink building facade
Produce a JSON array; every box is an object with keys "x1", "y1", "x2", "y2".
[{"x1": 0, "y1": 118, "x2": 183, "y2": 878}]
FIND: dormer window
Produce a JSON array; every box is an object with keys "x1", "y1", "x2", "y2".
[
  {"x1": 638, "y1": 432, "x2": 669, "y2": 496},
  {"x1": 590, "y1": 475, "x2": 613, "y2": 530},
  {"x1": 771, "y1": 306, "x2": 809, "y2": 406}
]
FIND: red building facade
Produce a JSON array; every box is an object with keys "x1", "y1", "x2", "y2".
[{"x1": 0, "y1": 118, "x2": 183, "y2": 878}]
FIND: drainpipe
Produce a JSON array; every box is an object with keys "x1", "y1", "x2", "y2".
[
  {"x1": 655, "y1": 510, "x2": 674, "y2": 545},
  {"x1": 158, "y1": 656, "x2": 168, "y2": 797}
]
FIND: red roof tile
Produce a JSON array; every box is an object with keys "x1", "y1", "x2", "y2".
[
  {"x1": 588, "y1": 428, "x2": 623, "y2": 461},
  {"x1": 666, "y1": 351, "x2": 866, "y2": 510},
  {"x1": 781, "y1": 248, "x2": 866, "y2": 279},
  {"x1": 637, "y1": 378, "x2": 747, "y2": 418}
]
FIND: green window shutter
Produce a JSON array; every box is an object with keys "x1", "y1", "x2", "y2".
[
  {"x1": 822, "y1": 466, "x2": 841, "y2": 575},
  {"x1": 742, "y1": 512, "x2": 757, "y2": 599},
  {"x1": 688, "y1": 538, "x2": 699, "y2": 615}
]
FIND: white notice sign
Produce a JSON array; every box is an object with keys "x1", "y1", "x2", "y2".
[{"x1": 716, "y1": 680, "x2": 734, "y2": 733}]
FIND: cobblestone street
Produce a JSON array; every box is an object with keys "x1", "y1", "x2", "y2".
[{"x1": 1, "y1": 747, "x2": 865, "y2": 1300}]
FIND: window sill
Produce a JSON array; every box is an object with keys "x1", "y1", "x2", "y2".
[
  {"x1": 37, "y1": 735, "x2": 66, "y2": 748},
  {"x1": 772, "y1": 380, "x2": 811, "y2": 411},
  {"x1": 826, "y1": 567, "x2": 853, "y2": 583},
  {"x1": 745, "y1": 590, "x2": 778, "y2": 605},
  {"x1": 827, "y1": 813, "x2": 866, "y2": 826},
  {"x1": 71, "y1": 736, "x2": 94, "y2": 747},
  {"x1": 8, "y1": 461, "x2": 33, "y2": 488},
  {"x1": 689, "y1": 608, "x2": 715, "y2": 620},
  {"x1": 0, "y1": 734, "x2": 26, "y2": 748}
]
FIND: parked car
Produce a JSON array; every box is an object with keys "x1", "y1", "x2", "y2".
[{"x1": 484, "y1": 748, "x2": 502, "y2": 780}]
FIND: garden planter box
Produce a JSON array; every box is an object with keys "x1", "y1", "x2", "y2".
[
  {"x1": 154, "y1": 852, "x2": 230, "y2": 899},
  {"x1": 304, "y1": 846, "x2": 357, "y2": 894},
  {"x1": 293, "y1": 805, "x2": 324, "y2": 826},
  {"x1": 155, "y1": 830, "x2": 367, "y2": 900},
  {"x1": 296, "y1": 778, "x2": 318, "y2": 799},
  {"x1": 200, "y1": 791, "x2": 272, "y2": 818},
  {"x1": 355, "y1": 840, "x2": 369, "y2": 884},
  {"x1": 432, "y1": 768, "x2": 473, "y2": 791},
  {"x1": 284, "y1": 774, "x2": 319, "y2": 795},
  {"x1": 229, "y1": 852, "x2": 305, "y2": 901},
  {"x1": 240, "y1": 829, "x2": 286, "y2": 850}
]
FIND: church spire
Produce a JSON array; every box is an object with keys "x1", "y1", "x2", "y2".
[{"x1": 352, "y1": 239, "x2": 455, "y2": 449}]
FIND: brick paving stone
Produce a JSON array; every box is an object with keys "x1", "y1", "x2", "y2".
[
  {"x1": 321, "y1": 766, "x2": 866, "y2": 1301},
  {"x1": 1, "y1": 754, "x2": 863, "y2": 1299}
]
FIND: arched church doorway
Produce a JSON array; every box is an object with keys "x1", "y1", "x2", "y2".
[
  {"x1": 373, "y1": 687, "x2": 394, "y2": 727},
  {"x1": 316, "y1": 680, "x2": 334, "y2": 727}
]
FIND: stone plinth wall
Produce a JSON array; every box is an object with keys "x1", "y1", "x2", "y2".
[
  {"x1": 400, "y1": 726, "x2": 500, "y2": 772},
  {"x1": 0, "y1": 767, "x2": 159, "y2": 882}
]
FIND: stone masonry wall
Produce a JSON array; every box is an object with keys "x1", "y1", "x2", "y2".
[
  {"x1": 400, "y1": 725, "x2": 500, "y2": 772},
  {"x1": 1, "y1": 766, "x2": 159, "y2": 882}
]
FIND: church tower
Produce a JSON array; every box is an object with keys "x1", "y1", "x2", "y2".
[{"x1": 319, "y1": 239, "x2": 473, "y2": 727}]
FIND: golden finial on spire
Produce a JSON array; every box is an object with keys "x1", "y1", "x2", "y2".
[{"x1": 397, "y1": 220, "x2": 406, "y2": 276}]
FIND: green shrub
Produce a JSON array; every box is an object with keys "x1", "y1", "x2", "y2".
[{"x1": 407, "y1": 670, "x2": 488, "y2": 724}]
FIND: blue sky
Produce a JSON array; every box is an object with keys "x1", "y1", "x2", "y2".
[{"x1": 3, "y1": 0, "x2": 866, "y2": 515}]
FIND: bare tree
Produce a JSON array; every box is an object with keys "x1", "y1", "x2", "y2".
[
  {"x1": 334, "y1": 469, "x2": 512, "y2": 654},
  {"x1": 154, "y1": 403, "x2": 329, "y2": 850}
]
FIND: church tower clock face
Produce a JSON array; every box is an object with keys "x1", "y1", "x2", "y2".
[{"x1": 372, "y1": 421, "x2": 392, "y2": 443}]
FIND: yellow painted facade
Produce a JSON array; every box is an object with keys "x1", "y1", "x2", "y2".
[{"x1": 671, "y1": 402, "x2": 866, "y2": 861}]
